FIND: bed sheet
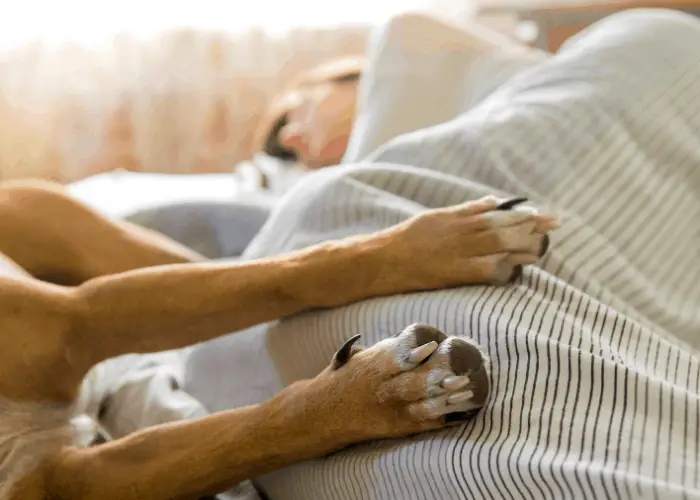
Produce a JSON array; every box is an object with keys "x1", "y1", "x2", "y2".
[
  {"x1": 67, "y1": 169, "x2": 277, "y2": 219},
  {"x1": 66, "y1": 157, "x2": 302, "y2": 258},
  {"x1": 184, "y1": 10, "x2": 700, "y2": 500}
]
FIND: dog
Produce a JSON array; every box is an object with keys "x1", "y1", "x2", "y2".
[{"x1": 0, "y1": 180, "x2": 557, "y2": 499}]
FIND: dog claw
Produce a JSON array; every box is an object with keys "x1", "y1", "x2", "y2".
[
  {"x1": 496, "y1": 197, "x2": 529, "y2": 210},
  {"x1": 445, "y1": 409, "x2": 480, "y2": 424},
  {"x1": 442, "y1": 376, "x2": 470, "y2": 391},
  {"x1": 510, "y1": 264, "x2": 523, "y2": 282},
  {"x1": 407, "y1": 341, "x2": 439, "y2": 365},
  {"x1": 427, "y1": 370, "x2": 449, "y2": 386},
  {"x1": 332, "y1": 334, "x2": 362, "y2": 370},
  {"x1": 539, "y1": 234, "x2": 550, "y2": 256},
  {"x1": 447, "y1": 391, "x2": 474, "y2": 405}
]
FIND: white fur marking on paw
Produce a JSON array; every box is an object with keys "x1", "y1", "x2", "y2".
[
  {"x1": 513, "y1": 205, "x2": 539, "y2": 215},
  {"x1": 425, "y1": 369, "x2": 451, "y2": 397},
  {"x1": 494, "y1": 225, "x2": 536, "y2": 252},
  {"x1": 447, "y1": 391, "x2": 474, "y2": 405},
  {"x1": 481, "y1": 210, "x2": 532, "y2": 227},
  {"x1": 442, "y1": 375, "x2": 470, "y2": 391}
]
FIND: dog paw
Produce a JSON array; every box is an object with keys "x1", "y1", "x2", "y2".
[
  {"x1": 326, "y1": 323, "x2": 490, "y2": 440},
  {"x1": 486, "y1": 196, "x2": 552, "y2": 284},
  {"x1": 500, "y1": 197, "x2": 552, "y2": 262},
  {"x1": 377, "y1": 324, "x2": 489, "y2": 423},
  {"x1": 419, "y1": 335, "x2": 490, "y2": 424},
  {"x1": 389, "y1": 195, "x2": 559, "y2": 291}
]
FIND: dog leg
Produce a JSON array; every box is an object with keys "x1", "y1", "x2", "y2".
[
  {"x1": 45, "y1": 324, "x2": 488, "y2": 500},
  {"x1": 0, "y1": 194, "x2": 556, "y2": 403},
  {"x1": 0, "y1": 180, "x2": 203, "y2": 285}
]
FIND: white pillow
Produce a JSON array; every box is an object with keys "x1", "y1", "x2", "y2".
[{"x1": 343, "y1": 13, "x2": 548, "y2": 163}]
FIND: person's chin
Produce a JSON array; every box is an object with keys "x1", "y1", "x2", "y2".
[
  {"x1": 301, "y1": 158, "x2": 342, "y2": 170},
  {"x1": 301, "y1": 136, "x2": 349, "y2": 170}
]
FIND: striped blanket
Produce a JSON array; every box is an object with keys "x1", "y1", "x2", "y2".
[{"x1": 185, "y1": 9, "x2": 700, "y2": 499}]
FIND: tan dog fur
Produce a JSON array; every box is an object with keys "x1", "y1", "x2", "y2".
[{"x1": 0, "y1": 180, "x2": 558, "y2": 499}]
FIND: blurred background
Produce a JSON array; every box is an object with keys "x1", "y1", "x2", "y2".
[
  {"x1": 0, "y1": 0, "x2": 663, "y2": 183},
  {"x1": 0, "y1": 0, "x2": 484, "y2": 181}
]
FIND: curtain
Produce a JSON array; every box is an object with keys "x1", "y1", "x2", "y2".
[{"x1": 0, "y1": 0, "x2": 474, "y2": 182}]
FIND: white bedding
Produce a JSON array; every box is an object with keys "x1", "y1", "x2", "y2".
[
  {"x1": 183, "y1": 9, "x2": 700, "y2": 500},
  {"x1": 67, "y1": 156, "x2": 303, "y2": 259},
  {"x1": 68, "y1": 170, "x2": 255, "y2": 218}
]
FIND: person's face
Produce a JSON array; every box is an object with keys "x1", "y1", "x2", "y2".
[{"x1": 279, "y1": 78, "x2": 359, "y2": 170}]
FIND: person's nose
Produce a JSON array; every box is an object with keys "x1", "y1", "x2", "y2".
[{"x1": 279, "y1": 124, "x2": 310, "y2": 157}]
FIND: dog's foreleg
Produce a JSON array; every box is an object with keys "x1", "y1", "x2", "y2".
[
  {"x1": 48, "y1": 385, "x2": 335, "y2": 499},
  {"x1": 47, "y1": 323, "x2": 489, "y2": 500},
  {"x1": 67, "y1": 232, "x2": 405, "y2": 378}
]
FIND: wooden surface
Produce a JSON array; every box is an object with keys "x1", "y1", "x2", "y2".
[
  {"x1": 480, "y1": 0, "x2": 700, "y2": 15},
  {"x1": 479, "y1": 0, "x2": 700, "y2": 51}
]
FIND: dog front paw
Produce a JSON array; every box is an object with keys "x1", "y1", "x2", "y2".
[{"x1": 320, "y1": 323, "x2": 490, "y2": 443}]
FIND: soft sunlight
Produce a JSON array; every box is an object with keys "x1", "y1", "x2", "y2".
[{"x1": 0, "y1": 0, "x2": 435, "y2": 47}]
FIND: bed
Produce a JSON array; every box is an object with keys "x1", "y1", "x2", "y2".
[
  {"x1": 177, "y1": 10, "x2": 700, "y2": 500},
  {"x1": 69, "y1": 9, "x2": 700, "y2": 500}
]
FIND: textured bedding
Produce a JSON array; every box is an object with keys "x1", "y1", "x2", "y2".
[{"x1": 184, "y1": 9, "x2": 700, "y2": 500}]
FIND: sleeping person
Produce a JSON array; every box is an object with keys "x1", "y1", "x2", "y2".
[
  {"x1": 121, "y1": 57, "x2": 365, "y2": 258},
  {"x1": 251, "y1": 19, "x2": 545, "y2": 174},
  {"x1": 130, "y1": 21, "x2": 545, "y2": 261},
  {"x1": 129, "y1": 20, "x2": 543, "y2": 259},
  {"x1": 252, "y1": 55, "x2": 365, "y2": 172}
]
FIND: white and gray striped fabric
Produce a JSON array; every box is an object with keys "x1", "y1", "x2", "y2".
[{"x1": 185, "y1": 9, "x2": 700, "y2": 500}]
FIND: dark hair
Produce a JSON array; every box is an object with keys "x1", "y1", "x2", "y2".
[
  {"x1": 262, "y1": 114, "x2": 298, "y2": 161},
  {"x1": 329, "y1": 72, "x2": 361, "y2": 84}
]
